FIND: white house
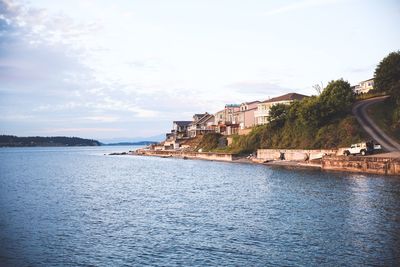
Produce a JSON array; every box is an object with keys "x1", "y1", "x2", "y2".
[
  {"x1": 254, "y1": 93, "x2": 308, "y2": 125},
  {"x1": 353, "y1": 78, "x2": 374, "y2": 94}
]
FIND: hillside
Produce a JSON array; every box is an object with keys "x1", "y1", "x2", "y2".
[
  {"x1": 197, "y1": 79, "x2": 367, "y2": 154},
  {"x1": 225, "y1": 115, "x2": 366, "y2": 154},
  {"x1": 0, "y1": 135, "x2": 101, "y2": 147}
]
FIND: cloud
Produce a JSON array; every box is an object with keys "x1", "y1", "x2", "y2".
[
  {"x1": 227, "y1": 80, "x2": 293, "y2": 99},
  {"x1": 82, "y1": 116, "x2": 120, "y2": 123},
  {"x1": 2, "y1": 0, "x2": 340, "y2": 138},
  {"x1": 1, "y1": 0, "x2": 218, "y2": 133},
  {"x1": 0, "y1": 0, "x2": 95, "y2": 97},
  {"x1": 45, "y1": 127, "x2": 124, "y2": 133},
  {"x1": 0, "y1": 113, "x2": 35, "y2": 121},
  {"x1": 347, "y1": 65, "x2": 375, "y2": 74},
  {"x1": 265, "y1": 0, "x2": 342, "y2": 16}
]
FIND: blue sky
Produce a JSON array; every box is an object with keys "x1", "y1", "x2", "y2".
[{"x1": 0, "y1": 0, "x2": 399, "y2": 140}]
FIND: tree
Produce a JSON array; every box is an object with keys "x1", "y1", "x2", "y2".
[
  {"x1": 298, "y1": 96, "x2": 322, "y2": 127},
  {"x1": 319, "y1": 79, "x2": 354, "y2": 119},
  {"x1": 374, "y1": 51, "x2": 400, "y2": 98},
  {"x1": 312, "y1": 82, "x2": 324, "y2": 95},
  {"x1": 268, "y1": 103, "x2": 289, "y2": 127}
]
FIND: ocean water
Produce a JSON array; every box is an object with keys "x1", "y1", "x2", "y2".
[{"x1": 0, "y1": 146, "x2": 399, "y2": 266}]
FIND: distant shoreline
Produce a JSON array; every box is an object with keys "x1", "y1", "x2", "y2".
[
  {"x1": 0, "y1": 135, "x2": 159, "y2": 147},
  {"x1": 0, "y1": 135, "x2": 101, "y2": 147},
  {"x1": 0, "y1": 143, "x2": 152, "y2": 148}
]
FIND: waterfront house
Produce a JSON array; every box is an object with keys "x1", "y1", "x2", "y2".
[
  {"x1": 192, "y1": 113, "x2": 206, "y2": 121},
  {"x1": 188, "y1": 113, "x2": 215, "y2": 137},
  {"x1": 214, "y1": 109, "x2": 225, "y2": 125},
  {"x1": 236, "y1": 101, "x2": 260, "y2": 129},
  {"x1": 163, "y1": 120, "x2": 193, "y2": 150},
  {"x1": 255, "y1": 93, "x2": 308, "y2": 125},
  {"x1": 172, "y1": 121, "x2": 192, "y2": 139},
  {"x1": 214, "y1": 104, "x2": 241, "y2": 135},
  {"x1": 352, "y1": 78, "x2": 374, "y2": 94}
]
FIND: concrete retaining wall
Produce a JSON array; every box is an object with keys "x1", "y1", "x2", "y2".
[
  {"x1": 137, "y1": 149, "x2": 235, "y2": 162},
  {"x1": 322, "y1": 156, "x2": 400, "y2": 176},
  {"x1": 257, "y1": 149, "x2": 338, "y2": 161}
]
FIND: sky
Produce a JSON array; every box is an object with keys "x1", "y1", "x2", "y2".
[{"x1": 0, "y1": 0, "x2": 399, "y2": 141}]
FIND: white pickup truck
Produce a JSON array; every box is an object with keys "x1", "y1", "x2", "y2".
[{"x1": 343, "y1": 141, "x2": 381, "y2": 156}]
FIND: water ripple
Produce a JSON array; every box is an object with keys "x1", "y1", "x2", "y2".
[{"x1": 0, "y1": 147, "x2": 400, "y2": 266}]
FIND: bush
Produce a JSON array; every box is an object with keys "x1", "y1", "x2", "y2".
[{"x1": 196, "y1": 133, "x2": 223, "y2": 151}]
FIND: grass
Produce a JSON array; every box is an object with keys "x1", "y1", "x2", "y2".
[
  {"x1": 367, "y1": 100, "x2": 400, "y2": 143},
  {"x1": 355, "y1": 91, "x2": 387, "y2": 101}
]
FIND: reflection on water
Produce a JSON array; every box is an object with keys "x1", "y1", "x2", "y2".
[{"x1": 0, "y1": 147, "x2": 399, "y2": 266}]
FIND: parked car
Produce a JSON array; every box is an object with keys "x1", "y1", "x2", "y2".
[
  {"x1": 343, "y1": 141, "x2": 381, "y2": 156},
  {"x1": 373, "y1": 143, "x2": 382, "y2": 150}
]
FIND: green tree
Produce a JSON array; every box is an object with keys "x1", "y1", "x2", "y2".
[
  {"x1": 374, "y1": 51, "x2": 400, "y2": 98},
  {"x1": 319, "y1": 79, "x2": 354, "y2": 119},
  {"x1": 298, "y1": 96, "x2": 321, "y2": 127},
  {"x1": 268, "y1": 103, "x2": 289, "y2": 127}
]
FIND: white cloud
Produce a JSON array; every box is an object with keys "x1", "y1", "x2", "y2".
[
  {"x1": 1, "y1": 0, "x2": 398, "y2": 138},
  {"x1": 265, "y1": 0, "x2": 343, "y2": 16},
  {"x1": 45, "y1": 127, "x2": 124, "y2": 133}
]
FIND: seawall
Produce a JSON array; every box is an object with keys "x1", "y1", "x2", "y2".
[
  {"x1": 136, "y1": 149, "x2": 236, "y2": 162},
  {"x1": 134, "y1": 149, "x2": 400, "y2": 176},
  {"x1": 322, "y1": 156, "x2": 400, "y2": 176},
  {"x1": 257, "y1": 149, "x2": 339, "y2": 161},
  {"x1": 257, "y1": 149, "x2": 400, "y2": 176}
]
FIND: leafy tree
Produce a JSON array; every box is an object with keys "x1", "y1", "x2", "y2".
[
  {"x1": 268, "y1": 103, "x2": 289, "y2": 127},
  {"x1": 374, "y1": 51, "x2": 400, "y2": 98},
  {"x1": 374, "y1": 51, "x2": 400, "y2": 135},
  {"x1": 319, "y1": 79, "x2": 354, "y2": 119},
  {"x1": 312, "y1": 82, "x2": 324, "y2": 95},
  {"x1": 287, "y1": 101, "x2": 301, "y2": 121},
  {"x1": 298, "y1": 96, "x2": 321, "y2": 127}
]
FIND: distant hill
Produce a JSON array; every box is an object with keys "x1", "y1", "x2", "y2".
[
  {"x1": 104, "y1": 141, "x2": 158, "y2": 146},
  {"x1": 0, "y1": 135, "x2": 101, "y2": 147},
  {"x1": 99, "y1": 134, "x2": 165, "y2": 144}
]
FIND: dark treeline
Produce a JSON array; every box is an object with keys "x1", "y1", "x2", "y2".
[
  {"x1": 0, "y1": 135, "x2": 101, "y2": 147},
  {"x1": 372, "y1": 50, "x2": 400, "y2": 138}
]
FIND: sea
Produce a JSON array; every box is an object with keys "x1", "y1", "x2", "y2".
[{"x1": 0, "y1": 146, "x2": 399, "y2": 266}]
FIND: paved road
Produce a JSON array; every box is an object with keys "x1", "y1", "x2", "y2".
[{"x1": 352, "y1": 96, "x2": 400, "y2": 152}]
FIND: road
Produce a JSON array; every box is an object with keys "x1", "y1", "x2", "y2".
[{"x1": 352, "y1": 96, "x2": 400, "y2": 152}]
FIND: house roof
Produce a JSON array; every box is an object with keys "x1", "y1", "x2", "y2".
[
  {"x1": 194, "y1": 113, "x2": 206, "y2": 118},
  {"x1": 173, "y1": 121, "x2": 192, "y2": 127},
  {"x1": 242, "y1": 100, "x2": 260, "y2": 105},
  {"x1": 359, "y1": 78, "x2": 374, "y2": 83},
  {"x1": 261, "y1": 93, "x2": 308, "y2": 103},
  {"x1": 196, "y1": 113, "x2": 214, "y2": 124},
  {"x1": 242, "y1": 107, "x2": 257, "y2": 112},
  {"x1": 225, "y1": 104, "x2": 240, "y2": 108}
]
